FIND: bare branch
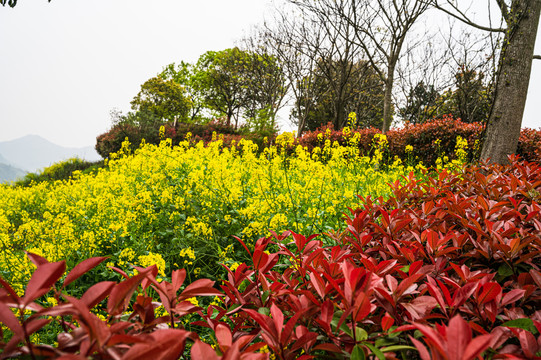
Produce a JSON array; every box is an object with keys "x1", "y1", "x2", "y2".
[
  {"x1": 432, "y1": 0, "x2": 507, "y2": 32},
  {"x1": 534, "y1": 55, "x2": 541, "y2": 60}
]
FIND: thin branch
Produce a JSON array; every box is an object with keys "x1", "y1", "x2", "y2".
[
  {"x1": 534, "y1": 55, "x2": 541, "y2": 60},
  {"x1": 432, "y1": 1, "x2": 507, "y2": 33}
]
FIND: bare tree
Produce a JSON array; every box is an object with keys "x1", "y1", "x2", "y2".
[
  {"x1": 244, "y1": 12, "x2": 320, "y2": 135},
  {"x1": 251, "y1": 5, "x2": 377, "y2": 134},
  {"x1": 430, "y1": 0, "x2": 541, "y2": 164},
  {"x1": 290, "y1": 0, "x2": 430, "y2": 133},
  {"x1": 396, "y1": 23, "x2": 499, "y2": 124}
]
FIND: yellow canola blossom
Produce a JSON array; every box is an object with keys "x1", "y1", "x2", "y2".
[{"x1": 0, "y1": 136, "x2": 431, "y2": 290}]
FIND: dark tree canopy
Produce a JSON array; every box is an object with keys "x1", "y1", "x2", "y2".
[
  {"x1": 292, "y1": 59, "x2": 385, "y2": 131},
  {"x1": 1, "y1": 0, "x2": 51, "y2": 6}
]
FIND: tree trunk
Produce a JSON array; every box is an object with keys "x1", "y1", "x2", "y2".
[
  {"x1": 382, "y1": 70, "x2": 394, "y2": 133},
  {"x1": 480, "y1": 0, "x2": 541, "y2": 164}
]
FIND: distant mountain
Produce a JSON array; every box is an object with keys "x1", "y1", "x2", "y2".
[
  {"x1": 0, "y1": 163, "x2": 27, "y2": 183},
  {"x1": 0, "y1": 135, "x2": 102, "y2": 173}
]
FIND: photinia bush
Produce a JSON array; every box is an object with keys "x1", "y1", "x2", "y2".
[{"x1": 1, "y1": 157, "x2": 540, "y2": 359}]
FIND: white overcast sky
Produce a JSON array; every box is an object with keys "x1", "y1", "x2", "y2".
[{"x1": 0, "y1": 1, "x2": 540, "y2": 148}]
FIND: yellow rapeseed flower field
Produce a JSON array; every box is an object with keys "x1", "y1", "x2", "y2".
[{"x1": 0, "y1": 133, "x2": 433, "y2": 291}]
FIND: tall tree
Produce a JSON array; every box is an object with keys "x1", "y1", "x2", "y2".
[
  {"x1": 196, "y1": 48, "x2": 248, "y2": 127},
  {"x1": 399, "y1": 81, "x2": 441, "y2": 124},
  {"x1": 293, "y1": 59, "x2": 385, "y2": 131},
  {"x1": 160, "y1": 62, "x2": 208, "y2": 124},
  {"x1": 431, "y1": 0, "x2": 541, "y2": 164},
  {"x1": 130, "y1": 76, "x2": 191, "y2": 124},
  {"x1": 290, "y1": 0, "x2": 430, "y2": 133},
  {"x1": 256, "y1": 3, "x2": 374, "y2": 133},
  {"x1": 251, "y1": 10, "x2": 324, "y2": 136},
  {"x1": 240, "y1": 50, "x2": 287, "y2": 132}
]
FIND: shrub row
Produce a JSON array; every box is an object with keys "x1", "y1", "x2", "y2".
[
  {"x1": 96, "y1": 115, "x2": 541, "y2": 166},
  {"x1": 95, "y1": 121, "x2": 274, "y2": 158},
  {"x1": 2, "y1": 157, "x2": 540, "y2": 359},
  {"x1": 296, "y1": 116, "x2": 540, "y2": 165}
]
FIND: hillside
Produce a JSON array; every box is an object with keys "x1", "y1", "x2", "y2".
[
  {"x1": 0, "y1": 135, "x2": 101, "y2": 173},
  {"x1": 0, "y1": 162, "x2": 27, "y2": 183}
]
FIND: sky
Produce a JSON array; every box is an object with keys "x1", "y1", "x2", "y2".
[{"x1": 0, "y1": 0, "x2": 539, "y2": 148}]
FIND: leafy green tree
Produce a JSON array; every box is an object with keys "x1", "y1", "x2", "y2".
[
  {"x1": 196, "y1": 47, "x2": 287, "y2": 130},
  {"x1": 130, "y1": 76, "x2": 192, "y2": 124},
  {"x1": 196, "y1": 48, "x2": 249, "y2": 128},
  {"x1": 160, "y1": 62, "x2": 208, "y2": 123}
]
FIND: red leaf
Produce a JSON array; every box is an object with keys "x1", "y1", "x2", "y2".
[
  {"x1": 477, "y1": 282, "x2": 501, "y2": 305},
  {"x1": 409, "y1": 336, "x2": 432, "y2": 360},
  {"x1": 122, "y1": 329, "x2": 194, "y2": 360},
  {"x1": 290, "y1": 332, "x2": 318, "y2": 352},
  {"x1": 0, "y1": 276, "x2": 20, "y2": 301},
  {"x1": 191, "y1": 340, "x2": 219, "y2": 360},
  {"x1": 501, "y1": 289, "x2": 525, "y2": 306},
  {"x1": 179, "y1": 279, "x2": 222, "y2": 300},
  {"x1": 23, "y1": 261, "x2": 66, "y2": 306},
  {"x1": 171, "y1": 269, "x2": 186, "y2": 293},
  {"x1": 222, "y1": 341, "x2": 241, "y2": 360},
  {"x1": 80, "y1": 281, "x2": 115, "y2": 309},
  {"x1": 313, "y1": 343, "x2": 342, "y2": 353},
  {"x1": 446, "y1": 315, "x2": 472, "y2": 360},
  {"x1": 253, "y1": 249, "x2": 269, "y2": 272},
  {"x1": 461, "y1": 334, "x2": 493, "y2": 360},
  {"x1": 25, "y1": 251, "x2": 49, "y2": 266},
  {"x1": 517, "y1": 330, "x2": 538, "y2": 359},
  {"x1": 381, "y1": 312, "x2": 394, "y2": 332},
  {"x1": 352, "y1": 292, "x2": 372, "y2": 321},
  {"x1": 215, "y1": 323, "x2": 232, "y2": 349},
  {"x1": 309, "y1": 271, "x2": 325, "y2": 299},
  {"x1": 243, "y1": 309, "x2": 278, "y2": 343},
  {"x1": 65, "y1": 295, "x2": 110, "y2": 348},
  {"x1": 0, "y1": 301, "x2": 24, "y2": 338},
  {"x1": 107, "y1": 270, "x2": 149, "y2": 316},
  {"x1": 63, "y1": 257, "x2": 108, "y2": 287}
]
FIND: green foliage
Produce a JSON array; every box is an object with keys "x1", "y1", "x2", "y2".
[
  {"x1": 401, "y1": 67, "x2": 493, "y2": 125},
  {"x1": 160, "y1": 62, "x2": 209, "y2": 123},
  {"x1": 196, "y1": 48, "x2": 286, "y2": 129},
  {"x1": 398, "y1": 81, "x2": 440, "y2": 124},
  {"x1": 130, "y1": 76, "x2": 192, "y2": 123},
  {"x1": 292, "y1": 59, "x2": 385, "y2": 131},
  {"x1": 14, "y1": 158, "x2": 104, "y2": 187}
]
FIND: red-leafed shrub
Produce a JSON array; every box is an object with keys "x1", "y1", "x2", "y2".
[
  {"x1": 95, "y1": 121, "x2": 275, "y2": 158},
  {"x1": 1, "y1": 157, "x2": 541, "y2": 359},
  {"x1": 297, "y1": 116, "x2": 541, "y2": 165},
  {"x1": 518, "y1": 127, "x2": 541, "y2": 163}
]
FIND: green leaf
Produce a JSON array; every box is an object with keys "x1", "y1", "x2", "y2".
[
  {"x1": 258, "y1": 307, "x2": 270, "y2": 316},
  {"x1": 355, "y1": 327, "x2": 368, "y2": 341},
  {"x1": 498, "y1": 264, "x2": 514, "y2": 277},
  {"x1": 351, "y1": 345, "x2": 366, "y2": 360},
  {"x1": 502, "y1": 318, "x2": 537, "y2": 333},
  {"x1": 381, "y1": 345, "x2": 418, "y2": 352},
  {"x1": 364, "y1": 342, "x2": 385, "y2": 360}
]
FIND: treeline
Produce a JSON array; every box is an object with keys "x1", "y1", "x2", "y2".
[{"x1": 97, "y1": 0, "x2": 540, "y2": 164}]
